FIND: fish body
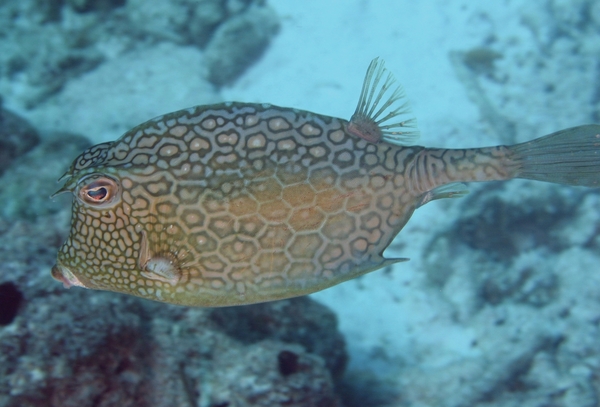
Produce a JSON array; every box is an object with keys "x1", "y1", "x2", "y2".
[{"x1": 52, "y1": 59, "x2": 600, "y2": 306}]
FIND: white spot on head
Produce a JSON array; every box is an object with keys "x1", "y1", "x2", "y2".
[
  {"x1": 159, "y1": 145, "x2": 178, "y2": 157},
  {"x1": 248, "y1": 134, "x2": 266, "y2": 149},
  {"x1": 217, "y1": 133, "x2": 239, "y2": 145},
  {"x1": 278, "y1": 139, "x2": 296, "y2": 150},
  {"x1": 211, "y1": 279, "x2": 224, "y2": 289},
  {"x1": 202, "y1": 119, "x2": 216, "y2": 130},
  {"x1": 365, "y1": 216, "x2": 380, "y2": 229},
  {"x1": 166, "y1": 224, "x2": 179, "y2": 235},
  {"x1": 370, "y1": 176, "x2": 386, "y2": 188},
  {"x1": 190, "y1": 138, "x2": 210, "y2": 151},
  {"x1": 169, "y1": 125, "x2": 187, "y2": 137},
  {"x1": 244, "y1": 221, "x2": 257, "y2": 233},
  {"x1": 216, "y1": 154, "x2": 237, "y2": 164},
  {"x1": 253, "y1": 160, "x2": 264, "y2": 170},
  {"x1": 378, "y1": 195, "x2": 393, "y2": 209},
  {"x1": 185, "y1": 212, "x2": 200, "y2": 224},
  {"x1": 337, "y1": 151, "x2": 352, "y2": 162},
  {"x1": 301, "y1": 123, "x2": 321, "y2": 136},
  {"x1": 221, "y1": 182, "x2": 232, "y2": 193},
  {"x1": 269, "y1": 118, "x2": 291, "y2": 131},
  {"x1": 309, "y1": 146, "x2": 326, "y2": 158},
  {"x1": 329, "y1": 130, "x2": 345, "y2": 143},
  {"x1": 245, "y1": 115, "x2": 259, "y2": 127},
  {"x1": 352, "y1": 238, "x2": 368, "y2": 252},
  {"x1": 365, "y1": 154, "x2": 378, "y2": 166}
]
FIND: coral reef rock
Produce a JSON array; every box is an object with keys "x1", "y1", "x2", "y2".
[
  {"x1": 415, "y1": 181, "x2": 600, "y2": 407},
  {"x1": 0, "y1": 0, "x2": 280, "y2": 106},
  {"x1": 0, "y1": 102, "x2": 40, "y2": 176},
  {"x1": 0, "y1": 133, "x2": 91, "y2": 221}
]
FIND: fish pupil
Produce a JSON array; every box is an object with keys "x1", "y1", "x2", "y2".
[{"x1": 87, "y1": 187, "x2": 108, "y2": 201}]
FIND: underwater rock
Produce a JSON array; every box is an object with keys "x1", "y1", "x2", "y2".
[
  {"x1": 66, "y1": 0, "x2": 126, "y2": 13},
  {"x1": 414, "y1": 181, "x2": 600, "y2": 406},
  {"x1": 399, "y1": 294, "x2": 600, "y2": 407},
  {"x1": 0, "y1": 133, "x2": 91, "y2": 221},
  {"x1": 449, "y1": 50, "x2": 517, "y2": 145},
  {"x1": 125, "y1": 0, "x2": 225, "y2": 46},
  {"x1": 210, "y1": 296, "x2": 348, "y2": 378},
  {"x1": 204, "y1": 5, "x2": 280, "y2": 87},
  {"x1": 463, "y1": 0, "x2": 600, "y2": 138},
  {"x1": 0, "y1": 0, "x2": 106, "y2": 106},
  {"x1": 451, "y1": 187, "x2": 576, "y2": 261},
  {"x1": 31, "y1": 0, "x2": 126, "y2": 20},
  {"x1": 424, "y1": 182, "x2": 586, "y2": 298},
  {"x1": 0, "y1": 282, "x2": 23, "y2": 326},
  {"x1": 0, "y1": 103, "x2": 40, "y2": 177},
  {"x1": 206, "y1": 341, "x2": 341, "y2": 407},
  {"x1": 0, "y1": 0, "x2": 279, "y2": 108},
  {"x1": 0, "y1": 289, "x2": 344, "y2": 406},
  {"x1": 28, "y1": 43, "x2": 219, "y2": 144},
  {"x1": 125, "y1": 0, "x2": 276, "y2": 49}
]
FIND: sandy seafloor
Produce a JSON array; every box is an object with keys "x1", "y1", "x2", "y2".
[{"x1": 4, "y1": 0, "x2": 600, "y2": 405}]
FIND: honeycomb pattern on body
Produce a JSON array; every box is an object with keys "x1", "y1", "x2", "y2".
[{"x1": 58, "y1": 103, "x2": 427, "y2": 305}]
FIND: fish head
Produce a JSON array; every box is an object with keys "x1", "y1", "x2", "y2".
[{"x1": 52, "y1": 142, "x2": 190, "y2": 303}]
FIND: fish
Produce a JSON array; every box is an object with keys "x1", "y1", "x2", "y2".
[{"x1": 51, "y1": 58, "x2": 600, "y2": 306}]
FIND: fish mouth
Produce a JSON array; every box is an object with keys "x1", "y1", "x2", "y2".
[{"x1": 51, "y1": 263, "x2": 86, "y2": 289}]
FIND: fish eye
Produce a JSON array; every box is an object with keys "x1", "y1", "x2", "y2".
[
  {"x1": 77, "y1": 175, "x2": 120, "y2": 207},
  {"x1": 87, "y1": 186, "x2": 108, "y2": 201}
]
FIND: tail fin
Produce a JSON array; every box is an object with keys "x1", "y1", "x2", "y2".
[{"x1": 509, "y1": 124, "x2": 600, "y2": 187}]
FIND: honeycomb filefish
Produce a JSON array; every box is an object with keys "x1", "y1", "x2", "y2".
[{"x1": 51, "y1": 58, "x2": 600, "y2": 306}]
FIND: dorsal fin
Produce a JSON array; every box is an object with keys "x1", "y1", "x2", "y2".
[{"x1": 347, "y1": 57, "x2": 419, "y2": 146}]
